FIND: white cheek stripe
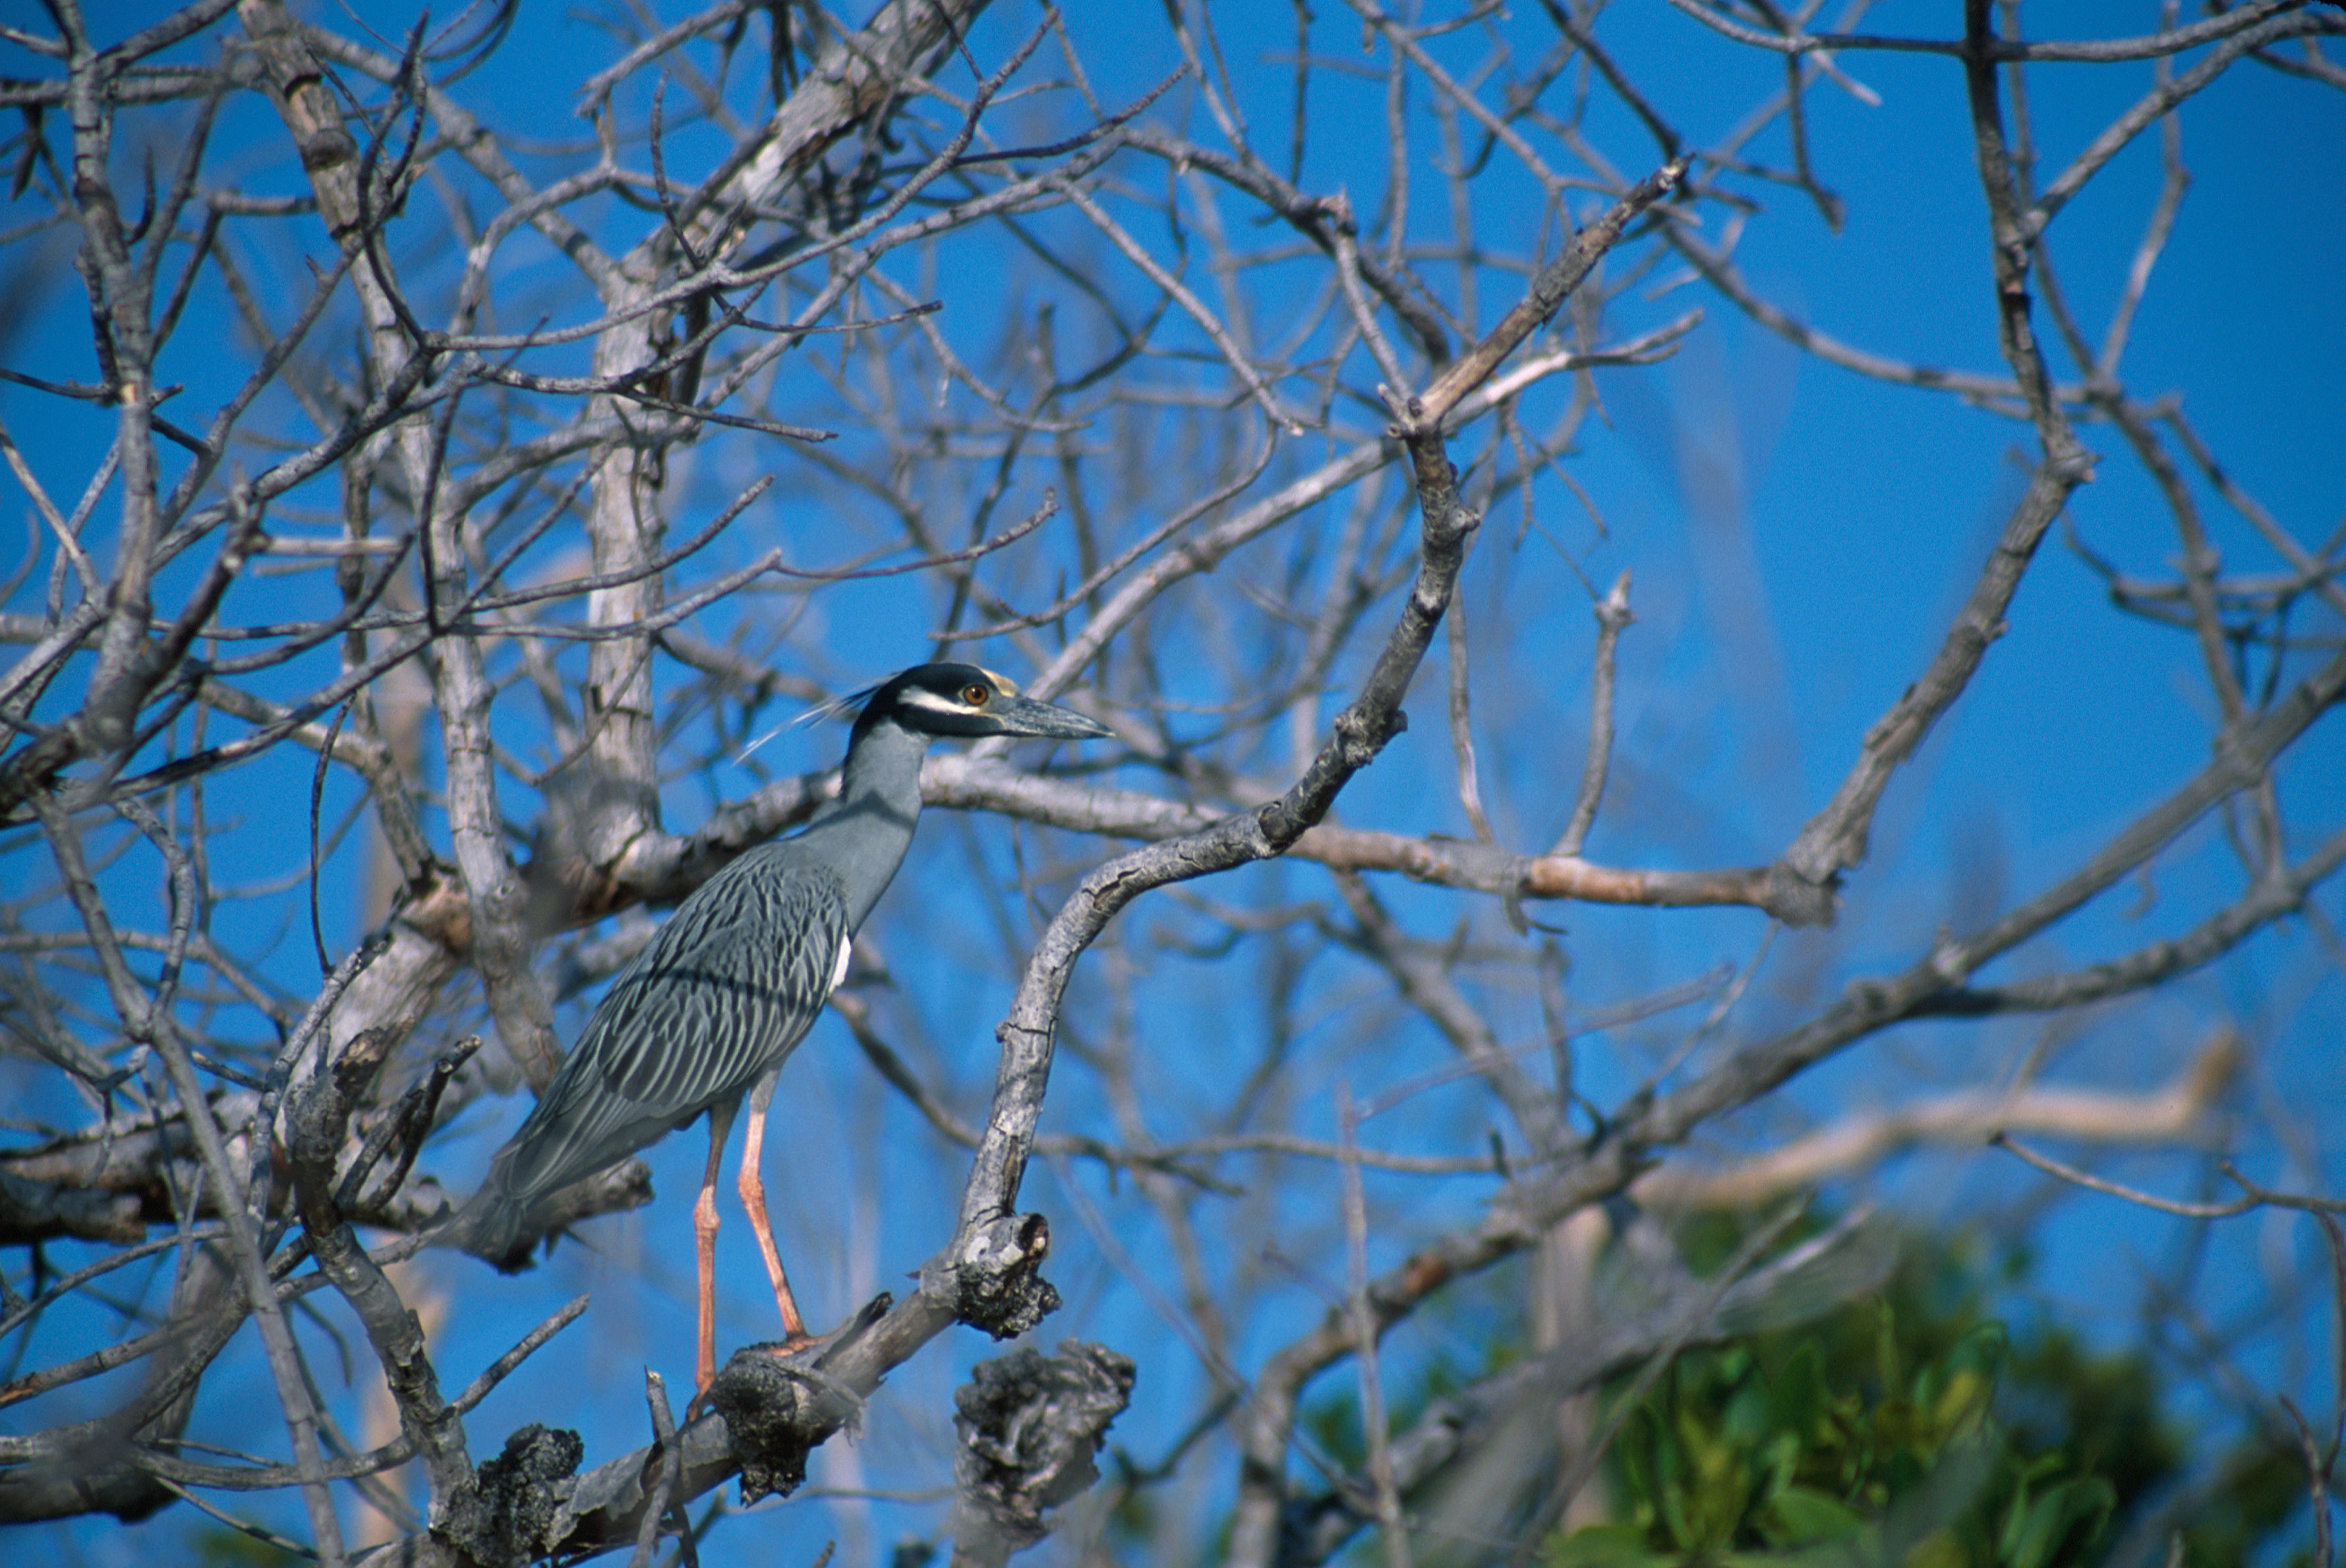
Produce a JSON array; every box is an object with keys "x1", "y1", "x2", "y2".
[{"x1": 898, "y1": 687, "x2": 969, "y2": 718}]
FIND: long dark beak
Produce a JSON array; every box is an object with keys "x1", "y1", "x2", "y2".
[{"x1": 992, "y1": 693, "x2": 1115, "y2": 741}]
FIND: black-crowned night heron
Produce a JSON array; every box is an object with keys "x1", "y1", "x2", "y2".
[{"x1": 443, "y1": 663, "x2": 1111, "y2": 1393}]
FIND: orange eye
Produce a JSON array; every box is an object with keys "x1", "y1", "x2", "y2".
[{"x1": 962, "y1": 684, "x2": 990, "y2": 706}]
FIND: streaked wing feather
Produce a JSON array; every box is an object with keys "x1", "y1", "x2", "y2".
[{"x1": 498, "y1": 853, "x2": 848, "y2": 1206}]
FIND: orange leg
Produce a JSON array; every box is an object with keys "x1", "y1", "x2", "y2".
[
  {"x1": 736, "y1": 1096, "x2": 814, "y2": 1347},
  {"x1": 692, "y1": 1099, "x2": 740, "y2": 1399}
]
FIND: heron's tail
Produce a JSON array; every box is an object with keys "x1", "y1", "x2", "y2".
[{"x1": 425, "y1": 1162, "x2": 543, "y2": 1273}]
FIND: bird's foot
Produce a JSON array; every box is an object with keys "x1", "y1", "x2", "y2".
[
  {"x1": 689, "y1": 1296, "x2": 894, "y2": 1420},
  {"x1": 684, "y1": 1335, "x2": 817, "y2": 1422},
  {"x1": 740, "y1": 1331, "x2": 825, "y2": 1368}
]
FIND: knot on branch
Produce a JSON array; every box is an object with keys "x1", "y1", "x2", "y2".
[
  {"x1": 434, "y1": 1423, "x2": 583, "y2": 1568},
  {"x1": 941, "y1": 1211, "x2": 1061, "y2": 1339},
  {"x1": 708, "y1": 1335, "x2": 876, "y2": 1505},
  {"x1": 1759, "y1": 865, "x2": 1842, "y2": 928},
  {"x1": 296, "y1": 124, "x2": 359, "y2": 177},
  {"x1": 1422, "y1": 499, "x2": 1482, "y2": 557},
  {"x1": 949, "y1": 1341, "x2": 1136, "y2": 1565},
  {"x1": 1332, "y1": 701, "x2": 1404, "y2": 765}
]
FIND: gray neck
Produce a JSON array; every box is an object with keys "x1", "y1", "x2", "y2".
[{"x1": 792, "y1": 717, "x2": 931, "y2": 930}]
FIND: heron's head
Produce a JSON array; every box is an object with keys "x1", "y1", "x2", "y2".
[{"x1": 852, "y1": 663, "x2": 1113, "y2": 744}]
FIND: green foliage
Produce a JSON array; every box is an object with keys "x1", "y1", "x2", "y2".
[
  {"x1": 1546, "y1": 1312, "x2": 2115, "y2": 1567},
  {"x1": 1290, "y1": 1219, "x2": 2312, "y2": 1567},
  {"x1": 1544, "y1": 1222, "x2": 2167, "y2": 1568}
]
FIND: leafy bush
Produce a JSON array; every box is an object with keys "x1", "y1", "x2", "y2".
[{"x1": 1549, "y1": 1310, "x2": 2115, "y2": 1568}]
